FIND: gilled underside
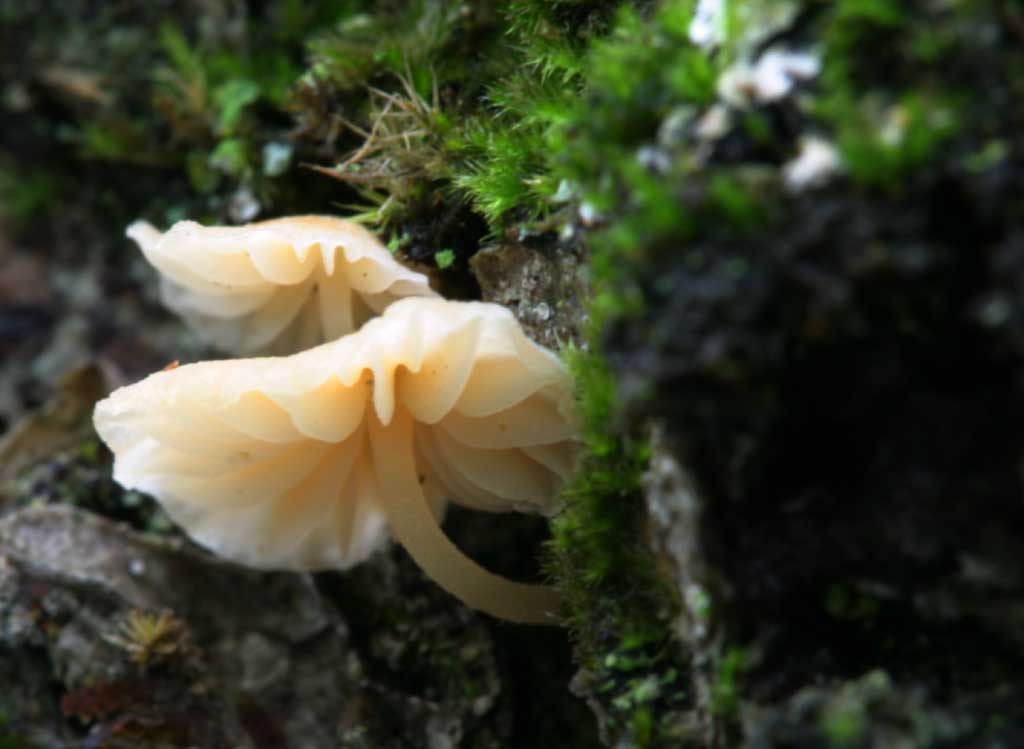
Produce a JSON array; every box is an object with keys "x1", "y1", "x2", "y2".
[
  {"x1": 127, "y1": 216, "x2": 437, "y2": 355},
  {"x1": 94, "y1": 299, "x2": 577, "y2": 623}
]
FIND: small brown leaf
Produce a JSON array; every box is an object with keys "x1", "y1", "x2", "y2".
[{"x1": 0, "y1": 363, "x2": 110, "y2": 487}]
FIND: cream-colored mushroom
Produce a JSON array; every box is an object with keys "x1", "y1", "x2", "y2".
[
  {"x1": 93, "y1": 298, "x2": 577, "y2": 624},
  {"x1": 126, "y1": 215, "x2": 437, "y2": 355}
]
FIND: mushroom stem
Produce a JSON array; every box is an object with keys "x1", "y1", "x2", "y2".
[{"x1": 368, "y1": 409, "x2": 562, "y2": 625}]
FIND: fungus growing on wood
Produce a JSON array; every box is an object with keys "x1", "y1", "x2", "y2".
[
  {"x1": 93, "y1": 298, "x2": 576, "y2": 624},
  {"x1": 126, "y1": 216, "x2": 437, "y2": 355}
]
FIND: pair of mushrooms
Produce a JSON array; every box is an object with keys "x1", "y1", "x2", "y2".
[{"x1": 94, "y1": 216, "x2": 577, "y2": 624}]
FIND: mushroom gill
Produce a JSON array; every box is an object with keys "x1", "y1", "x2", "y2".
[
  {"x1": 93, "y1": 298, "x2": 577, "y2": 624},
  {"x1": 126, "y1": 215, "x2": 437, "y2": 355}
]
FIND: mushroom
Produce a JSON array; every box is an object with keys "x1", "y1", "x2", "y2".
[
  {"x1": 126, "y1": 215, "x2": 437, "y2": 355},
  {"x1": 93, "y1": 298, "x2": 577, "y2": 624}
]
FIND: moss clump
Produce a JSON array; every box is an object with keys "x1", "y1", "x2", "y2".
[
  {"x1": 550, "y1": 347, "x2": 654, "y2": 612},
  {"x1": 298, "y1": 1, "x2": 620, "y2": 229},
  {"x1": 546, "y1": 346, "x2": 689, "y2": 746}
]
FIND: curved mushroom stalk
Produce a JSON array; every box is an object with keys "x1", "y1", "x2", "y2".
[
  {"x1": 369, "y1": 408, "x2": 561, "y2": 625},
  {"x1": 93, "y1": 298, "x2": 578, "y2": 625}
]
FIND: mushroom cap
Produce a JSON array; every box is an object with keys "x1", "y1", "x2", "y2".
[
  {"x1": 127, "y1": 215, "x2": 437, "y2": 355},
  {"x1": 93, "y1": 298, "x2": 577, "y2": 572}
]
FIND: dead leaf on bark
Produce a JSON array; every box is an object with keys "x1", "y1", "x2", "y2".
[{"x1": 0, "y1": 362, "x2": 112, "y2": 489}]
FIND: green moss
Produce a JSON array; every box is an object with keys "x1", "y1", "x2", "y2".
[
  {"x1": 504, "y1": 0, "x2": 614, "y2": 81},
  {"x1": 822, "y1": 703, "x2": 867, "y2": 748},
  {"x1": 434, "y1": 248, "x2": 456, "y2": 268},
  {"x1": 295, "y1": 1, "x2": 626, "y2": 228},
  {"x1": 817, "y1": 0, "x2": 967, "y2": 187},
  {"x1": 541, "y1": 0, "x2": 726, "y2": 321},
  {"x1": 962, "y1": 139, "x2": 1010, "y2": 174},
  {"x1": 822, "y1": 91, "x2": 961, "y2": 186},
  {"x1": 76, "y1": 439, "x2": 101, "y2": 465},
  {"x1": 707, "y1": 173, "x2": 766, "y2": 228},
  {"x1": 306, "y1": 2, "x2": 478, "y2": 92},
  {"x1": 74, "y1": 119, "x2": 162, "y2": 164},
  {"x1": 0, "y1": 164, "x2": 60, "y2": 227},
  {"x1": 213, "y1": 79, "x2": 262, "y2": 134},
  {"x1": 549, "y1": 346, "x2": 653, "y2": 595},
  {"x1": 710, "y1": 648, "x2": 749, "y2": 719},
  {"x1": 450, "y1": 123, "x2": 552, "y2": 224},
  {"x1": 207, "y1": 138, "x2": 249, "y2": 177},
  {"x1": 151, "y1": 21, "x2": 297, "y2": 157},
  {"x1": 819, "y1": 672, "x2": 896, "y2": 747},
  {"x1": 544, "y1": 343, "x2": 689, "y2": 746}
]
